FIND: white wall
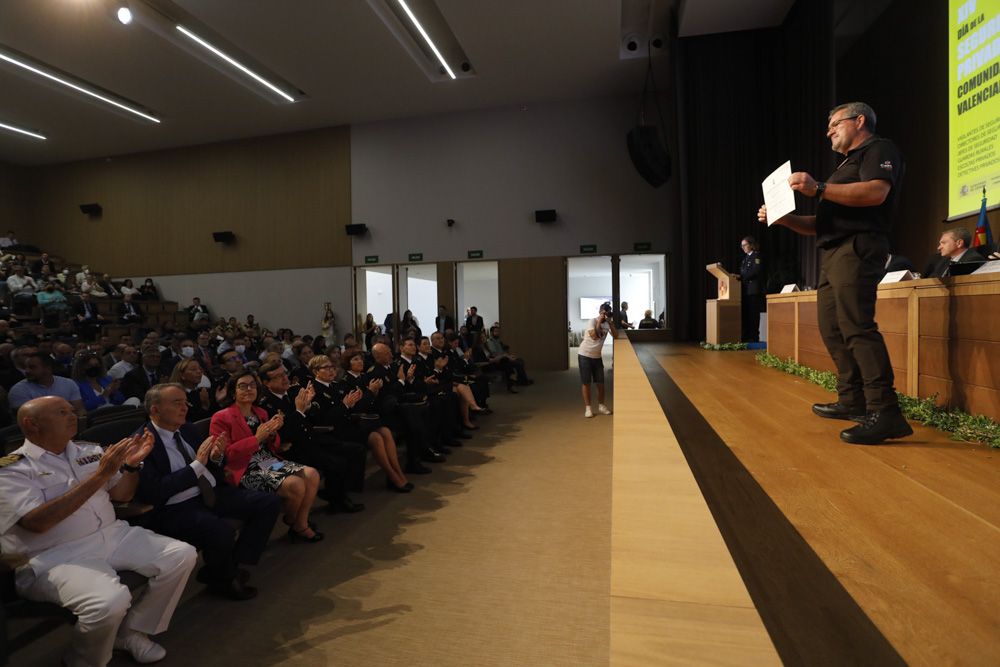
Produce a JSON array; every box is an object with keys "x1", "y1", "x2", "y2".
[
  {"x1": 350, "y1": 95, "x2": 675, "y2": 265},
  {"x1": 132, "y1": 266, "x2": 353, "y2": 341},
  {"x1": 456, "y1": 261, "x2": 499, "y2": 330}
]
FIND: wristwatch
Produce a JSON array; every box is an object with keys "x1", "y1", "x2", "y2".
[
  {"x1": 815, "y1": 181, "x2": 827, "y2": 198},
  {"x1": 120, "y1": 462, "x2": 143, "y2": 473}
]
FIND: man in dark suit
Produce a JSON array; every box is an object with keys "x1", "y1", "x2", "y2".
[
  {"x1": 29, "y1": 252, "x2": 57, "y2": 277},
  {"x1": 137, "y1": 383, "x2": 281, "y2": 600},
  {"x1": 256, "y1": 361, "x2": 365, "y2": 513},
  {"x1": 926, "y1": 228, "x2": 985, "y2": 278},
  {"x1": 884, "y1": 253, "x2": 915, "y2": 274},
  {"x1": 464, "y1": 306, "x2": 484, "y2": 339},
  {"x1": 121, "y1": 348, "x2": 163, "y2": 402},
  {"x1": 435, "y1": 306, "x2": 456, "y2": 333},
  {"x1": 118, "y1": 292, "x2": 144, "y2": 324},
  {"x1": 740, "y1": 236, "x2": 763, "y2": 342},
  {"x1": 72, "y1": 292, "x2": 106, "y2": 340}
]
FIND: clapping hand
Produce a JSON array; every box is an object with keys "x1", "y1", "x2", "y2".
[
  {"x1": 368, "y1": 377, "x2": 383, "y2": 393},
  {"x1": 294, "y1": 381, "x2": 316, "y2": 412},
  {"x1": 99, "y1": 435, "x2": 141, "y2": 478},
  {"x1": 342, "y1": 388, "x2": 363, "y2": 409},
  {"x1": 125, "y1": 429, "x2": 155, "y2": 467}
]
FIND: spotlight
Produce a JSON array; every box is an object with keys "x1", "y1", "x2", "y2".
[{"x1": 116, "y1": 4, "x2": 133, "y2": 25}]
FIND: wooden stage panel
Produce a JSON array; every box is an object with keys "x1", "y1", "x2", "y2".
[
  {"x1": 768, "y1": 302, "x2": 795, "y2": 324},
  {"x1": 919, "y1": 374, "x2": 1000, "y2": 417},
  {"x1": 798, "y1": 348, "x2": 836, "y2": 374},
  {"x1": 644, "y1": 343, "x2": 1000, "y2": 666},
  {"x1": 883, "y1": 331, "x2": 907, "y2": 372},
  {"x1": 874, "y1": 295, "x2": 908, "y2": 334},
  {"x1": 798, "y1": 300, "x2": 818, "y2": 326},
  {"x1": 919, "y1": 337, "x2": 1000, "y2": 388},
  {"x1": 797, "y1": 323, "x2": 826, "y2": 355},
  {"x1": 920, "y1": 293, "x2": 1000, "y2": 341},
  {"x1": 767, "y1": 323, "x2": 794, "y2": 360}
]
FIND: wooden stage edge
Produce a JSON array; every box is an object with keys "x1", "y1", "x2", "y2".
[{"x1": 625, "y1": 341, "x2": 1000, "y2": 667}]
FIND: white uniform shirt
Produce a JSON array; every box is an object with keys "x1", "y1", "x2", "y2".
[
  {"x1": 0, "y1": 439, "x2": 121, "y2": 560},
  {"x1": 578, "y1": 317, "x2": 611, "y2": 359},
  {"x1": 107, "y1": 359, "x2": 135, "y2": 380}
]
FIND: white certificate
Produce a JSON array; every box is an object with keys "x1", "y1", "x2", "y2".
[{"x1": 762, "y1": 160, "x2": 795, "y2": 225}]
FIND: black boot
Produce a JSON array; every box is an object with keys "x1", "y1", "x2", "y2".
[
  {"x1": 812, "y1": 401, "x2": 866, "y2": 421},
  {"x1": 840, "y1": 407, "x2": 913, "y2": 445}
]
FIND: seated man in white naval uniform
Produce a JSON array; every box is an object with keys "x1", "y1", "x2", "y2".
[{"x1": 0, "y1": 396, "x2": 197, "y2": 666}]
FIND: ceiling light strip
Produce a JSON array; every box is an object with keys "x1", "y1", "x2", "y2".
[
  {"x1": 175, "y1": 25, "x2": 295, "y2": 102},
  {"x1": 0, "y1": 121, "x2": 46, "y2": 141},
  {"x1": 0, "y1": 50, "x2": 160, "y2": 124},
  {"x1": 396, "y1": 0, "x2": 456, "y2": 80}
]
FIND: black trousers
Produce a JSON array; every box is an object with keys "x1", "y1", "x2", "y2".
[
  {"x1": 145, "y1": 486, "x2": 280, "y2": 583},
  {"x1": 378, "y1": 394, "x2": 432, "y2": 465},
  {"x1": 284, "y1": 438, "x2": 367, "y2": 495},
  {"x1": 741, "y1": 291, "x2": 762, "y2": 342},
  {"x1": 817, "y1": 233, "x2": 897, "y2": 410}
]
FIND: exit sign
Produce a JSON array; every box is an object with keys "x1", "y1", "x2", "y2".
[
  {"x1": 580, "y1": 244, "x2": 597, "y2": 254},
  {"x1": 634, "y1": 242, "x2": 651, "y2": 252},
  {"x1": 468, "y1": 250, "x2": 484, "y2": 259},
  {"x1": 364, "y1": 255, "x2": 379, "y2": 264},
  {"x1": 408, "y1": 253, "x2": 424, "y2": 262}
]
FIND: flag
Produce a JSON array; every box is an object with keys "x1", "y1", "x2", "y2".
[{"x1": 972, "y1": 188, "x2": 992, "y2": 248}]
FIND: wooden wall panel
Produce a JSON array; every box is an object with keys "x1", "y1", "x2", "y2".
[
  {"x1": 883, "y1": 332, "x2": 908, "y2": 372},
  {"x1": 498, "y1": 257, "x2": 567, "y2": 371},
  {"x1": 920, "y1": 338, "x2": 1000, "y2": 388},
  {"x1": 22, "y1": 126, "x2": 351, "y2": 277},
  {"x1": 798, "y1": 349, "x2": 836, "y2": 374},
  {"x1": 0, "y1": 163, "x2": 26, "y2": 234},
  {"x1": 436, "y1": 262, "x2": 456, "y2": 323},
  {"x1": 798, "y1": 324, "x2": 826, "y2": 356},
  {"x1": 797, "y1": 301, "x2": 819, "y2": 327},
  {"x1": 919, "y1": 295, "x2": 1000, "y2": 341},
  {"x1": 768, "y1": 323, "x2": 795, "y2": 360},
  {"x1": 874, "y1": 297, "x2": 909, "y2": 334}
]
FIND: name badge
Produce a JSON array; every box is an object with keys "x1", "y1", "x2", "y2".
[{"x1": 75, "y1": 454, "x2": 102, "y2": 466}]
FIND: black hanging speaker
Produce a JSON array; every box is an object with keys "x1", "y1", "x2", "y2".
[
  {"x1": 534, "y1": 209, "x2": 557, "y2": 223},
  {"x1": 212, "y1": 231, "x2": 236, "y2": 245},
  {"x1": 627, "y1": 126, "x2": 670, "y2": 187},
  {"x1": 79, "y1": 203, "x2": 102, "y2": 218},
  {"x1": 345, "y1": 224, "x2": 368, "y2": 236}
]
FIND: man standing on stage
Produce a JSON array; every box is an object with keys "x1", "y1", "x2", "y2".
[
  {"x1": 758, "y1": 102, "x2": 911, "y2": 445},
  {"x1": 739, "y1": 236, "x2": 763, "y2": 343}
]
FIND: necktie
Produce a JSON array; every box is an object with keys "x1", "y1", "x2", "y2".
[{"x1": 175, "y1": 432, "x2": 216, "y2": 507}]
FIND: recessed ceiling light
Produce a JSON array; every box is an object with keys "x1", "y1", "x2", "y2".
[
  {"x1": 116, "y1": 6, "x2": 134, "y2": 25},
  {"x1": 0, "y1": 47, "x2": 160, "y2": 123},
  {"x1": 0, "y1": 120, "x2": 46, "y2": 141},
  {"x1": 396, "y1": 0, "x2": 456, "y2": 80},
  {"x1": 175, "y1": 25, "x2": 296, "y2": 103}
]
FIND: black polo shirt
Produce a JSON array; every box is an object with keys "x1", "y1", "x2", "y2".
[{"x1": 815, "y1": 135, "x2": 903, "y2": 249}]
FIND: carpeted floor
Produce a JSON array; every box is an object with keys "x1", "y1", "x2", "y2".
[{"x1": 16, "y1": 366, "x2": 613, "y2": 667}]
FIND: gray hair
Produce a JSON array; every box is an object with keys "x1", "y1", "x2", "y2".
[
  {"x1": 830, "y1": 102, "x2": 877, "y2": 131},
  {"x1": 144, "y1": 382, "x2": 186, "y2": 413},
  {"x1": 944, "y1": 226, "x2": 973, "y2": 248}
]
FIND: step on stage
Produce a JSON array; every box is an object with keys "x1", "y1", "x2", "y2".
[{"x1": 612, "y1": 340, "x2": 1000, "y2": 666}]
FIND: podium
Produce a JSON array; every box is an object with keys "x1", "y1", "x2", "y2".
[{"x1": 706, "y1": 262, "x2": 742, "y2": 344}]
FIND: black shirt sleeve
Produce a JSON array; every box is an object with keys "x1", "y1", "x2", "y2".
[{"x1": 858, "y1": 139, "x2": 901, "y2": 187}]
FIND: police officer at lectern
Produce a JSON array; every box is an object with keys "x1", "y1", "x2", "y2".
[{"x1": 739, "y1": 236, "x2": 763, "y2": 342}]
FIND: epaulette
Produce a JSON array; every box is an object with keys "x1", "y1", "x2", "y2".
[
  {"x1": 0, "y1": 453, "x2": 24, "y2": 467},
  {"x1": 367, "y1": 366, "x2": 375, "y2": 373}
]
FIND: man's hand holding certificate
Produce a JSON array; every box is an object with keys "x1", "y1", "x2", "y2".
[{"x1": 761, "y1": 160, "x2": 795, "y2": 225}]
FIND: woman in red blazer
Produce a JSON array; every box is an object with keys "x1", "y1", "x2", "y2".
[{"x1": 210, "y1": 370, "x2": 323, "y2": 542}]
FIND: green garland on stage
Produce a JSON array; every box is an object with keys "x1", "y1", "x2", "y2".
[
  {"x1": 755, "y1": 352, "x2": 1000, "y2": 450},
  {"x1": 699, "y1": 342, "x2": 749, "y2": 351}
]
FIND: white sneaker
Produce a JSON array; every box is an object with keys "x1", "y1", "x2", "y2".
[
  {"x1": 584, "y1": 406, "x2": 594, "y2": 418},
  {"x1": 114, "y1": 631, "x2": 166, "y2": 664},
  {"x1": 597, "y1": 404, "x2": 612, "y2": 415}
]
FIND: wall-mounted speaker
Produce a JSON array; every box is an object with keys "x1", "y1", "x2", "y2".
[
  {"x1": 79, "y1": 203, "x2": 103, "y2": 218},
  {"x1": 212, "y1": 231, "x2": 237, "y2": 245},
  {"x1": 534, "y1": 209, "x2": 557, "y2": 223},
  {"x1": 345, "y1": 224, "x2": 369, "y2": 236},
  {"x1": 626, "y1": 126, "x2": 670, "y2": 188}
]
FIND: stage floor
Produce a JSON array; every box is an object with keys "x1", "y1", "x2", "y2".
[{"x1": 633, "y1": 342, "x2": 1000, "y2": 667}]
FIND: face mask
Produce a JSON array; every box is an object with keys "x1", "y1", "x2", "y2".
[
  {"x1": 85, "y1": 366, "x2": 102, "y2": 378},
  {"x1": 234, "y1": 345, "x2": 246, "y2": 354},
  {"x1": 181, "y1": 346, "x2": 195, "y2": 358}
]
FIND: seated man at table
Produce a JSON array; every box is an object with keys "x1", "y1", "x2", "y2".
[
  {"x1": 637, "y1": 309, "x2": 660, "y2": 329},
  {"x1": 926, "y1": 228, "x2": 985, "y2": 278},
  {"x1": 0, "y1": 396, "x2": 197, "y2": 666}
]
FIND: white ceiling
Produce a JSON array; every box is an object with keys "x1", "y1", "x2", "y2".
[{"x1": 0, "y1": 0, "x2": 793, "y2": 166}]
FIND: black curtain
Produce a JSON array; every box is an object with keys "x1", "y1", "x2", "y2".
[{"x1": 673, "y1": 0, "x2": 834, "y2": 341}]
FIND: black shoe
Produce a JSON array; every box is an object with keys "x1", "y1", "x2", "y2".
[
  {"x1": 288, "y1": 526, "x2": 325, "y2": 543},
  {"x1": 812, "y1": 402, "x2": 866, "y2": 421},
  {"x1": 333, "y1": 497, "x2": 365, "y2": 513},
  {"x1": 421, "y1": 450, "x2": 446, "y2": 463},
  {"x1": 405, "y1": 463, "x2": 433, "y2": 474},
  {"x1": 386, "y1": 479, "x2": 414, "y2": 493},
  {"x1": 840, "y1": 408, "x2": 913, "y2": 445},
  {"x1": 507, "y1": 385, "x2": 518, "y2": 394},
  {"x1": 207, "y1": 578, "x2": 258, "y2": 601}
]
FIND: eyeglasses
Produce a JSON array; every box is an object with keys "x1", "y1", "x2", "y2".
[
  {"x1": 235, "y1": 382, "x2": 257, "y2": 391},
  {"x1": 316, "y1": 364, "x2": 334, "y2": 370},
  {"x1": 827, "y1": 115, "x2": 859, "y2": 130}
]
